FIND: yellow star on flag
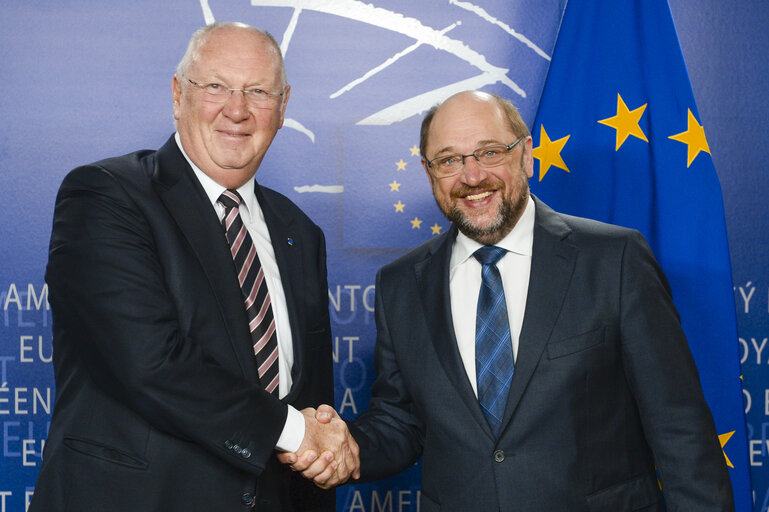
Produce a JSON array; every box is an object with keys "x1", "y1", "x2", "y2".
[
  {"x1": 669, "y1": 109, "x2": 711, "y2": 167},
  {"x1": 393, "y1": 200, "x2": 405, "y2": 213},
  {"x1": 532, "y1": 125, "x2": 570, "y2": 181},
  {"x1": 598, "y1": 93, "x2": 648, "y2": 150},
  {"x1": 410, "y1": 217, "x2": 423, "y2": 229},
  {"x1": 389, "y1": 180, "x2": 401, "y2": 192},
  {"x1": 409, "y1": 145, "x2": 420, "y2": 156},
  {"x1": 430, "y1": 223, "x2": 442, "y2": 235},
  {"x1": 396, "y1": 159, "x2": 407, "y2": 171},
  {"x1": 718, "y1": 431, "x2": 735, "y2": 468}
]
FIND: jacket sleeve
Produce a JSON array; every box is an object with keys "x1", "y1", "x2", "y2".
[{"x1": 618, "y1": 231, "x2": 734, "y2": 511}]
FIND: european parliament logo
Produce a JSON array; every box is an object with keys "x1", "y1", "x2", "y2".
[{"x1": 199, "y1": 0, "x2": 565, "y2": 248}]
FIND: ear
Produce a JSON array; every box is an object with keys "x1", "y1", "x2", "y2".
[
  {"x1": 278, "y1": 84, "x2": 291, "y2": 128},
  {"x1": 172, "y1": 75, "x2": 183, "y2": 122},
  {"x1": 522, "y1": 136, "x2": 534, "y2": 179}
]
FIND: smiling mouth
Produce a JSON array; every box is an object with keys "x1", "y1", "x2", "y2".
[
  {"x1": 464, "y1": 191, "x2": 494, "y2": 201},
  {"x1": 218, "y1": 130, "x2": 250, "y2": 138}
]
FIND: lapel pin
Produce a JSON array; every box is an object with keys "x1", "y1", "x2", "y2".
[{"x1": 287, "y1": 237, "x2": 294, "y2": 246}]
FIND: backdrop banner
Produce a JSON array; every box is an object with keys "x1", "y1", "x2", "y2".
[{"x1": 1, "y1": 1, "x2": 765, "y2": 511}]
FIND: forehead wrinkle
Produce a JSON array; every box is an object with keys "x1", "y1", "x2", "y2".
[
  {"x1": 196, "y1": 51, "x2": 278, "y2": 76},
  {"x1": 475, "y1": 138, "x2": 507, "y2": 147}
]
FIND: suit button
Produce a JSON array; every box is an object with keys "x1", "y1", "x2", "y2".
[
  {"x1": 493, "y1": 450, "x2": 505, "y2": 463},
  {"x1": 225, "y1": 440, "x2": 233, "y2": 450},
  {"x1": 233, "y1": 444, "x2": 243, "y2": 454},
  {"x1": 241, "y1": 448, "x2": 252, "y2": 459},
  {"x1": 240, "y1": 492, "x2": 255, "y2": 506}
]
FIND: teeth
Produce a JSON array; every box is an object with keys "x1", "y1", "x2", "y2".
[{"x1": 465, "y1": 191, "x2": 493, "y2": 201}]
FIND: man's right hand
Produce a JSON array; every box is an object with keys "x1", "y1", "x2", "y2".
[{"x1": 276, "y1": 405, "x2": 360, "y2": 489}]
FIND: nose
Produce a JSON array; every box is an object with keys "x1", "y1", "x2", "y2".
[
  {"x1": 222, "y1": 90, "x2": 250, "y2": 122},
  {"x1": 460, "y1": 154, "x2": 488, "y2": 186}
]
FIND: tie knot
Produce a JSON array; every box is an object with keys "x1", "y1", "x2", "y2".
[
  {"x1": 218, "y1": 189, "x2": 243, "y2": 210},
  {"x1": 474, "y1": 246, "x2": 506, "y2": 266}
]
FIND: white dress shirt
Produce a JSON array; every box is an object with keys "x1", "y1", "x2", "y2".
[
  {"x1": 449, "y1": 195, "x2": 535, "y2": 396},
  {"x1": 175, "y1": 133, "x2": 304, "y2": 452}
]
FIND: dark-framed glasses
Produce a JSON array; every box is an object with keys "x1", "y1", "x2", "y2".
[
  {"x1": 426, "y1": 136, "x2": 527, "y2": 178},
  {"x1": 184, "y1": 77, "x2": 283, "y2": 108}
]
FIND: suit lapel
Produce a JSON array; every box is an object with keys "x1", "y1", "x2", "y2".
[
  {"x1": 151, "y1": 137, "x2": 258, "y2": 381},
  {"x1": 416, "y1": 226, "x2": 493, "y2": 436},
  {"x1": 254, "y1": 183, "x2": 306, "y2": 402},
  {"x1": 499, "y1": 197, "x2": 577, "y2": 436}
]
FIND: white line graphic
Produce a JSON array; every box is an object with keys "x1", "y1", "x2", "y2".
[
  {"x1": 330, "y1": 22, "x2": 460, "y2": 99},
  {"x1": 251, "y1": 0, "x2": 526, "y2": 124},
  {"x1": 283, "y1": 118, "x2": 315, "y2": 142},
  {"x1": 449, "y1": 0, "x2": 551, "y2": 61},
  {"x1": 281, "y1": 7, "x2": 303, "y2": 57},
  {"x1": 294, "y1": 185, "x2": 344, "y2": 193},
  {"x1": 200, "y1": 0, "x2": 215, "y2": 25}
]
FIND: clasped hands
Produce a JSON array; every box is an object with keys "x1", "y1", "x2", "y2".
[{"x1": 277, "y1": 404, "x2": 360, "y2": 489}]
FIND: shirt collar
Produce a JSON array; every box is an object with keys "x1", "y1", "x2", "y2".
[
  {"x1": 450, "y1": 194, "x2": 535, "y2": 270},
  {"x1": 174, "y1": 132, "x2": 257, "y2": 214}
]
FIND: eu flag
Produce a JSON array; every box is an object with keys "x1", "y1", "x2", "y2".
[{"x1": 529, "y1": 1, "x2": 751, "y2": 509}]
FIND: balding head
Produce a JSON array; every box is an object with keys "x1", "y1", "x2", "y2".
[{"x1": 420, "y1": 91, "x2": 529, "y2": 161}]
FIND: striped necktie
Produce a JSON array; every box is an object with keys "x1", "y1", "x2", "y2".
[
  {"x1": 474, "y1": 245, "x2": 514, "y2": 437},
  {"x1": 218, "y1": 190, "x2": 279, "y2": 396}
]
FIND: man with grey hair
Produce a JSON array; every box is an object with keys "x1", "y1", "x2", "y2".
[{"x1": 31, "y1": 22, "x2": 356, "y2": 511}]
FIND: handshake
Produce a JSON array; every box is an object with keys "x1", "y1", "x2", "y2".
[{"x1": 277, "y1": 405, "x2": 360, "y2": 489}]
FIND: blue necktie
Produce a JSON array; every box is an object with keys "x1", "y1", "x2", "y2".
[{"x1": 474, "y1": 246, "x2": 514, "y2": 437}]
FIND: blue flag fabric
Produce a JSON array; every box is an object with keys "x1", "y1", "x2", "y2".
[{"x1": 529, "y1": 1, "x2": 751, "y2": 509}]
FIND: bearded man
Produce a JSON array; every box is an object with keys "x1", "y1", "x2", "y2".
[{"x1": 283, "y1": 90, "x2": 734, "y2": 512}]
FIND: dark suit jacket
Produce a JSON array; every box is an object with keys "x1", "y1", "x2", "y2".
[
  {"x1": 349, "y1": 197, "x2": 734, "y2": 512},
  {"x1": 31, "y1": 137, "x2": 334, "y2": 512}
]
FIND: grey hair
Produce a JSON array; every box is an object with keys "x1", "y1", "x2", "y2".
[{"x1": 175, "y1": 21, "x2": 287, "y2": 88}]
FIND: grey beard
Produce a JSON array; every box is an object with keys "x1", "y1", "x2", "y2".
[{"x1": 447, "y1": 186, "x2": 529, "y2": 245}]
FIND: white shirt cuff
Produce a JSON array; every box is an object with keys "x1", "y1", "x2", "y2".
[{"x1": 275, "y1": 404, "x2": 305, "y2": 453}]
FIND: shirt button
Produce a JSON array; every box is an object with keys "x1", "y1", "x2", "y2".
[
  {"x1": 240, "y1": 492, "x2": 255, "y2": 506},
  {"x1": 493, "y1": 450, "x2": 505, "y2": 463}
]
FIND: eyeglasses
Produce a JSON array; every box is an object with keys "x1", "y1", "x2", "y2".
[
  {"x1": 184, "y1": 77, "x2": 283, "y2": 108},
  {"x1": 426, "y1": 136, "x2": 527, "y2": 178}
]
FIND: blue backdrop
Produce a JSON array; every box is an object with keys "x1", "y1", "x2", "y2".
[{"x1": 1, "y1": 1, "x2": 766, "y2": 511}]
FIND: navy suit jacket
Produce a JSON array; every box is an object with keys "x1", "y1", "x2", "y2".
[
  {"x1": 350, "y1": 196, "x2": 733, "y2": 512},
  {"x1": 32, "y1": 137, "x2": 334, "y2": 511}
]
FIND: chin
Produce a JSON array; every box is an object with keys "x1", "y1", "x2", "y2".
[
  {"x1": 460, "y1": 212, "x2": 498, "y2": 232},
  {"x1": 448, "y1": 195, "x2": 521, "y2": 245}
]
